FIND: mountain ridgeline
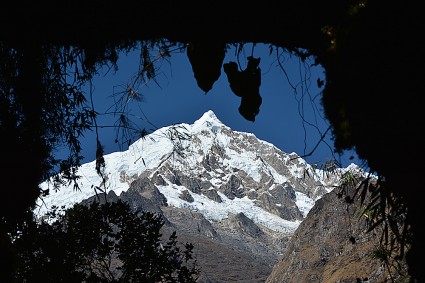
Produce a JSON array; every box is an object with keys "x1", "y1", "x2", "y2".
[{"x1": 37, "y1": 110, "x2": 392, "y2": 282}]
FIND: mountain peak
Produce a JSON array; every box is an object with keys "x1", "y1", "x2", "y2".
[
  {"x1": 196, "y1": 110, "x2": 220, "y2": 122},
  {"x1": 193, "y1": 110, "x2": 225, "y2": 129}
]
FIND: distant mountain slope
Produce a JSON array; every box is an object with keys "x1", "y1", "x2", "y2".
[
  {"x1": 266, "y1": 180, "x2": 409, "y2": 283},
  {"x1": 36, "y1": 110, "x2": 364, "y2": 282}
]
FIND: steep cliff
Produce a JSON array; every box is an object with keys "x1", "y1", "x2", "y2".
[{"x1": 266, "y1": 183, "x2": 409, "y2": 283}]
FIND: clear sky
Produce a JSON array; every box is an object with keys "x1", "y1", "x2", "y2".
[{"x1": 58, "y1": 43, "x2": 363, "y2": 169}]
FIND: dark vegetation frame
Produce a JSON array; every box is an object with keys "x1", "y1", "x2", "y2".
[{"x1": 1, "y1": 1, "x2": 423, "y2": 282}]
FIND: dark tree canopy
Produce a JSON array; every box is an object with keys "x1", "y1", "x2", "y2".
[
  {"x1": 1, "y1": 1, "x2": 424, "y2": 282},
  {"x1": 13, "y1": 200, "x2": 199, "y2": 282}
]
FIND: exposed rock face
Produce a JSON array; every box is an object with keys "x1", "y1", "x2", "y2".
[
  {"x1": 266, "y1": 184, "x2": 409, "y2": 283},
  {"x1": 80, "y1": 183, "x2": 283, "y2": 283},
  {"x1": 39, "y1": 110, "x2": 368, "y2": 282}
]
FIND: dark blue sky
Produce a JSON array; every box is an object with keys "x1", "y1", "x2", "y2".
[{"x1": 60, "y1": 43, "x2": 363, "y2": 169}]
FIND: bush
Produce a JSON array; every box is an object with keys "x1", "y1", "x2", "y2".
[{"x1": 13, "y1": 200, "x2": 199, "y2": 282}]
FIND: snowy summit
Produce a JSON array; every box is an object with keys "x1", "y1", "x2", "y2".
[{"x1": 36, "y1": 110, "x2": 363, "y2": 234}]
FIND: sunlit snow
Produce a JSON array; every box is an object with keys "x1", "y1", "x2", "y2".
[
  {"x1": 157, "y1": 183, "x2": 300, "y2": 233},
  {"x1": 36, "y1": 110, "x2": 360, "y2": 233}
]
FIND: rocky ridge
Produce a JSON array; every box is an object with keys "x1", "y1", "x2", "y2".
[
  {"x1": 266, "y1": 179, "x2": 409, "y2": 283},
  {"x1": 37, "y1": 110, "x2": 365, "y2": 282}
]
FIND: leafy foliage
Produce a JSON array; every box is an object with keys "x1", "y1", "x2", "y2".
[{"x1": 12, "y1": 200, "x2": 199, "y2": 282}]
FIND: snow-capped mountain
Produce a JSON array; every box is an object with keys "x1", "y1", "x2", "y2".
[
  {"x1": 36, "y1": 110, "x2": 358, "y2": 230},
  {"x1": 36, "y1": 110, "x2": 364, "y2": 282}
]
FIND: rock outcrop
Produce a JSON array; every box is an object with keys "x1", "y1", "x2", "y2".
[
  {"x1": 38, "y1": 110, "x2": 371, "y2": 282},
  {"x1": 266, "y1": 184, "x2": 409, "y2": 283}
]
